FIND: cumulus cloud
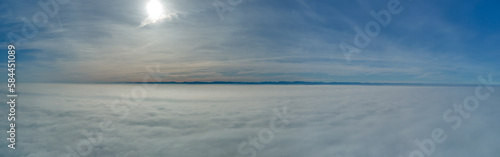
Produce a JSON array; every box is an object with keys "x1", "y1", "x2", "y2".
[{"x1": 0, "y1": 84, "x2": 499, "y2": 157}]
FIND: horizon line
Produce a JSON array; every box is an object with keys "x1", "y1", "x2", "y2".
[{"x1": 38, "y1": 81, "x2": 500, "y2": 87}]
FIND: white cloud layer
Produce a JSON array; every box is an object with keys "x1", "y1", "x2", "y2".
[{"x1": 0, "y1": 84, "x2": 499, "y2": 157}]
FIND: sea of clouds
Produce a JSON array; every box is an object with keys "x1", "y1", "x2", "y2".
[{"x1": 1, "y1": 84, "x2": 499, "y2": 157}]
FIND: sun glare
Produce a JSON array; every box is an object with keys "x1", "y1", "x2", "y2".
[{"x1": 146, "y1": 0, "x2": 164, "y2": 21}]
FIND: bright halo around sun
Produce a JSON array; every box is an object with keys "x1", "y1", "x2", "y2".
[
  {"x1": 147, "y1": 0, "x2": 164, "y2": 21},
  {"x1": 141, "y1": 0, "x2": 171, "y2": 26}
]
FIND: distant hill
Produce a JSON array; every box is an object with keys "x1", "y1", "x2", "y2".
[{"x1": 116, "y1": 81, "x2": 479, "y2": 86}]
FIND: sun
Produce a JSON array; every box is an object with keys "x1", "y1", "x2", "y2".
[
  {"x1": 146, "y1": 0, "x2": 164, "y2": 22},
  {"x1": 141, "y1": 0, "x2": 174, "y2": 26}
]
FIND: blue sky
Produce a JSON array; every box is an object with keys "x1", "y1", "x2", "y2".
[{"x1": 0, "y1": 0, "x2": 499, "y2": 83}]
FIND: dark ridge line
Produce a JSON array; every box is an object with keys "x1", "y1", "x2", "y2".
[{"x1": 94, "y1": 81, "x2": 492, "y2": 86}]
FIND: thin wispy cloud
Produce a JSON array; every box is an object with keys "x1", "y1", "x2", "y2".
[{"x1": 1, "y1": 0, "x2": 499, "y2": 83}]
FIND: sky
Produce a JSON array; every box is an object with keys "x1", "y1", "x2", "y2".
[{"x1": 0, "y1": 0, "x2": 499, "y2": 83}]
